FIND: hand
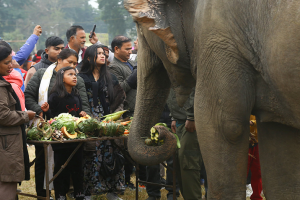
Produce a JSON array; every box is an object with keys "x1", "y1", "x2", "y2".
[
  {"x1": 171, "y1": 120, "x2": 176, "y2": 133},
  {"x1": 250, "y1": 120, "x2": 255, "y2": 126},
  {"x1": 39, "y1": 112, "x2": 43, "y2": 117},
  {"x1": 79, "y1": 111, "x2": 87, "y2": 117},
  {"x1": 185, "y1": 120, "x2": 196, "y2": 133},
  {"x1": 41, "y1": 102, "x2": 49, "y2": 112},
  {"x1": 27, "y1": 110, "x2": 36, "y2": 120},
  {"x1": 12, "y1": 60, "x2": 20, "y2": 68},
  {"x1": 89, "y1": 32, "x2": 98, "y2": 44},
  {"x1": 33, "y1": 25, "x2": 42, "y2": 36}
]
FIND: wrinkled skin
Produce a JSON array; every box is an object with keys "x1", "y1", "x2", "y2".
[{"x1": 125, "y1": 0, "x2": 300, "y2": 199}]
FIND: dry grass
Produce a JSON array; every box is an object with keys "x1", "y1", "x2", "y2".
[{"x1": 17, "y1": 145, "x2": 263, "y2": 200}]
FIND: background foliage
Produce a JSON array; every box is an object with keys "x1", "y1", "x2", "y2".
[
  {"x1": 0, "y1": 0, "x2": 136, "y2": 51},
  {"x1": 97, "y1": 0, "x2": 136, "y2": 42}
]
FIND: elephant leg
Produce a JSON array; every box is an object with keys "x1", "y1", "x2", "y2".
[
  {"x1": 257, "y1": 122, "x2": 300, "y2": 199},
  {"x1": 194, "y1": 51, "x2": 256, "y2": 199}
]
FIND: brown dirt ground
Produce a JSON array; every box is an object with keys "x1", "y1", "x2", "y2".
[{"x1": 17, "y1": 145, "x2": 264, "y2": 200}]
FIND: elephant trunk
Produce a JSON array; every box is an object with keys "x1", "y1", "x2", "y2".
[{"x1": 128, "y1": 64, "x2": 177, "y2": 166}]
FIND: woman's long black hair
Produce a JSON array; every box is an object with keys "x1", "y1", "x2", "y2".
[
  {"x1": 80, "y1": 44, "x2": 114, "y2": 102},
  {"x1": 50, "y1": 66, "x2": 79, "y2": 98}
]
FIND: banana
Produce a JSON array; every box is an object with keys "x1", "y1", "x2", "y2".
[{"x1": 103, "y1": 110, "x2": 128, "y2": 121}]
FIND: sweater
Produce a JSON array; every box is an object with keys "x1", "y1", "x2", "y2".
[
  {"x1": 109, "y1": 57, "x2": 137, "y2": 113},
  {"x1": 32, "y1": 52, "x2": 54, "y2": 71},
  {"x1": 25, "y1": 67, "x2": 91, "y2": 116},
  {"x1": 45, "y1": 92, "x2": 82, "y2": 119},
  {"x1": 47, "y1": 92, "x2": 82, "y2": 151}
]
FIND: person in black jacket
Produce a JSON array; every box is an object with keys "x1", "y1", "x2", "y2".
[
  {"x1": 25, "y1": 36, "x2": 64, "y2": 87},
  {"x1": 41, "y1": 66, "x2": 87, "y2": 200},
  {"x1": 79, "y1": 44, "x2": 126, "y2": 200}
]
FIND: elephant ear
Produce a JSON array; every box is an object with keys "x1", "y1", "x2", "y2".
[{"x1": 124, "y1": 0, "x2": 179, "y2": 64}]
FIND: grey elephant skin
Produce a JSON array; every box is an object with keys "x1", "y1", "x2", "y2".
[{"x1": 124, "y1": 0, "x2": 300, "y2": 199}]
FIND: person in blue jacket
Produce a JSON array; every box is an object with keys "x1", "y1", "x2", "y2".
[{"x1": 0, "y1": 25, "x2": 42, "y2": 92}]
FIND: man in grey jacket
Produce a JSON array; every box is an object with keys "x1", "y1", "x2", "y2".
[
  {"x1": 109, "y1": 36, "x2": 137, "y2": 190},
  {"x1": 109, "y1": 35, "x2": 137, "y2": 117}
]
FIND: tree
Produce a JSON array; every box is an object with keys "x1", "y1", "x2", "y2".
[
  {"x1": 2, "y1": 29, "x2": 26, "y2": 51},
  {"x1": 64, "y1": 0, "x2": 107, "y2": 34},
  {"x1": 1, "y1": 0, "x2": 107, "y2": 50},
  {"x1": 0, "y1": 0, "x2": 31, "y2": 35},
  {"x1": 97, "y1": 0, "x2": 136, "y2": 42}
]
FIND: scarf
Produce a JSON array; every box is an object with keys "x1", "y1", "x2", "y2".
[
  {"x1": 38, "y1": 63, "x2": 56, "y2": 106},
  {"x1": 38, "y1": 63, "x2": 56, "y2": 190}
]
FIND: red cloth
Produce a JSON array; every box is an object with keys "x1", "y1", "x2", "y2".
[
  {"x1": 34, "y1": 54, "x2": 41, "y2": 63},
  {"x1": 3, "y1": 69, "x2": 25, "y2": 111},
  {"x1": 19, "y1": 68, "x2": 27, "y2": 81},
  {"x1": 247, "y1": 145, "x2": 263, "y2": 200}
]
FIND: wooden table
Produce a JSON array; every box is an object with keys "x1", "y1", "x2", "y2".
[
  {"x1": 17, "y1": 136, "x2": 128, "y2": 200},
  {"x1": 17, "y1": 136, "x2": 177, "y2": 200}
]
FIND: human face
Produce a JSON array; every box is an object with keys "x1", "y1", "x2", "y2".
[
  {"x1": 46, "y1": 44, "x2": 65, "y2": 63},
  {"x1": 115, "y1": 42, "x2": 132, "y2": 62},
  {"x1": 104, "y1": 50, "x2": 109, "y2": 63},
  {"x1": 57, "y1": 55, "x2": 78, "y2": 70},
  {"x1": 63, "y1": 69, "x2": 77, "y2": 88},
  {"x1": 0, "y1": 55, "x2": 13, "y2": 76},
  {"x1": 134, "y1": 39, "x2": 138, "y2": 51},
  {"x1": 74, "y1": 29, "x2": 86, "y2": 49},
  {"x1": 95, "y1": 48, "x2": 106, "y2": 66}
]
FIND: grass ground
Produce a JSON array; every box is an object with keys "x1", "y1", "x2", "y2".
[{"x1": 17, "y1": 145, "x2": 263, "y2": 200}]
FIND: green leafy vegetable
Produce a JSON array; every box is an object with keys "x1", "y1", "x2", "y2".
[
  {"x1": 51, "y1": 120, "x2": 63, "y2": 130},
  {"x1": 77, "y1": 118, "x2": 101, "y2": 136},
  {"x1": 27, "y1": 127, "x2": 41, "y2": 140},
  {"x1": 51, "y1": 113, "x2": 76, "y2": 134},
  {"x1": 64, "y1": 121, "x2": 75, "y2": 134}
]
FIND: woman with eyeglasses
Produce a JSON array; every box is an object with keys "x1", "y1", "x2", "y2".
[{"x1": 79, "y1": 44, "x2": 125, "y2": 200}]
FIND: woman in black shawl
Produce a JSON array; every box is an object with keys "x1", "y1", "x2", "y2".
[{"x1": 79, "y1": 44, "x2": 125, "y2": 200}]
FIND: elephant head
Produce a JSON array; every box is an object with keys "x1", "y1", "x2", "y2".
[
  {"x1": 124, "y1": 0, "x2": 179, "y2": 64},
  {"x1": 124, "y1": 0, "x2": 198, "y2": 165}
]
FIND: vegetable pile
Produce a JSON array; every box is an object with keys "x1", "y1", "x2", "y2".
[{"x1": 26, "y1": 112, "x2": 130, "y2": 141}]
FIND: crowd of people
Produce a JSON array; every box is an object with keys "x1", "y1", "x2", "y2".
[{"x1": 0, "y1": 24, "x2": 262, "y2": 200}]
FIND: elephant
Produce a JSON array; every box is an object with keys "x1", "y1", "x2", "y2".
[{"x1": 124, "y1": 0, "x2": 300, "y2": 199}]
